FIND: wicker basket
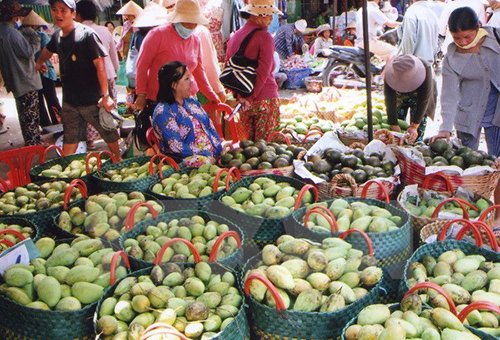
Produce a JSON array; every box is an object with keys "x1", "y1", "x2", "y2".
[
  {"x1": 393, "y1": 147, "x2": 500, "y2": 198},
  {"x1": 280, "y1": 128, "x2": 324, "y2": 150},
  {"x1": 305, "y1": 76, "x2": 323, "y2": 93},
  {"x1": 318, "y1": 174, "x2": 398, "y2": 201}
]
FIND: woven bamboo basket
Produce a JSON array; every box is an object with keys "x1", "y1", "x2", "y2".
[
  {"x1": 280, "y1": 128, "x2": 324, "y2": 150},
  {"x1": 318, "y1": 173, "x2": 398, "y2": 201}
]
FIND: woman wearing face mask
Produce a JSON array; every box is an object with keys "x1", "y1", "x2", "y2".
[
  {"x1": 134, "y1": 0, "x2": 219, "y2": 123},
  {"x1": 152, "y1": 61, "x2": 222, "y2": 166}
]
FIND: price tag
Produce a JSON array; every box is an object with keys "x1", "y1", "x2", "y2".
[{"x1": 0, "y1": 239, "x2": 40, "y2": 276}]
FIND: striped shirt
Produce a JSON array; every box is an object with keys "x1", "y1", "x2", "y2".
[{"x1": 274, "y1": 23, "x2": 304, "y2": 60}]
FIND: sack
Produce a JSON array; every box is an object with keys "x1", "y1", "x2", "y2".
[
  {"x1": 99, "y1": 107, "x2": 121, "y2": 131},
  {"x1": 219, "y1": 29, "x2": 260, "y2": 97},
  {"x1": 133, "y1": 108, "x2": 152, "y2": 151}
]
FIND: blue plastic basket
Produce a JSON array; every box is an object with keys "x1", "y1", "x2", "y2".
[{"x1": 284, "y1": 68, "x2": 312, "y2": 89}]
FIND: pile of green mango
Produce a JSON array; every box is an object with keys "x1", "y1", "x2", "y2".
[
  {"x1": 0, "y1": 222, "x2": 35, "y2": 252},
  {"x1": 303, "y1": 198, "x2": 403, "y2": 233},
  {"x1": 100, "y1": 161, "x2": 172, "y2": 183},
  {"x1": 0, "y1": 237, "x2": 127, "y2": 311},
  {"x1": 0, "y1": 181, "x2": 82, "y2": 216},
  {"x1": 344, "y1": 298, "x2": 481, "y2": 339},
  {"x1": 340, "y1": 109, "x2": 409, "y2": 133},
  {"x1": 403, "y1": 193, "x2": 490, "y2": 219},
  {"x1": 96, "y1": 262, "x2": 243, "y2": 339},
  {"x1": 278, "y1": 115, "x2": 335, "y2": 135},
  {"x1": 150, "y1": 164, "x2": 230, "y2": 199},
  {"x1": 408, "y1": 250, "x2": 500, "y2": 318},
  {"x1": 57, "y1": 191, "x2": 163, "y2": 241},
  {"x1": 39, "y1": 158, "x2": 104, "y2": 179},
  {"x1": 221, "y1": 177, "x2": 314, "y2": 219},
  {"x1": 245, "y1": 235, "x2": 383, "y2": 312},
  {"x1": 123, "y1": 215, "x2": 239, "y2": 263}
]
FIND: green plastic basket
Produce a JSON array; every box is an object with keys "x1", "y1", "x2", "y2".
[
  {"x1": 93, "y1": 264, "x2": 249, "y2": 339},
  {"x1": 119, "y1": 210, "x2": 245, "y2": 272},
  {"x1": 241, "y1": 253, "x2": 383, "y2": 339},
  {"x1": 0, "y1": 216, "x2": 39, "y2": 243}
]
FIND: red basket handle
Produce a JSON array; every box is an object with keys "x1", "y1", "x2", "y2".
[
  {"x1": 124, "y1": 202, "x2": 159, "y2": 231},
  {"x1": 302, "y1": 130, "x2": 324, "y2": 142},
  {"x1": 307, "y1": 126, "x2": 323, "y2": 133},
  {"x1": 266, "y1": 131, "x2": 291, "y2": 146},
  {"x1": 479, "y1": 204, "x2": 500, "y2": 222},
  {"x1": 303, "y1": 206, "x2": 338, "y2": 233},
  {"x1": 156, "y1": 156, "x2": 180, "y2": 179},
  {"x1": 340, "y1": 229, "x2": 375, "y2": 256},
  {"x1": 360, "y1": 180, "x2": 390, "y2": 203},
  {"x1": 422, "y1": 172, "x2": 454, "y2": 192},
  {"x1": 225, "y1": 167, "x2": 241, "y2": 190},
  {"x1": 0, "y1": 178, "x2": 9, "y2": 193},
  {"x1": 437, "y1": 218, "x2": 483, "y2": 247},
  {"x1": 403, "y1": 282, "x2": 457, "y2": 315},
  {"x1": 41, "y1": 145, "x2": 65, "y2": 163},
  {"x1": 109, "y1": 250, "x2": 131, "y2": 285},
  {"x1": 456, "y1": 221, "x2": 499, "y2": 252},
  {"x1": 147, "y1": 153, "x2": 168, "y2": 175},
  {"x1": 457, "y1": 301, "x2": 500, "y2": 323},
  {"x1": 85, "y1": 151, "x2": 117, "y2": 174},
  {"x1": 63, "y1": 179, "x2": 88, "y2": 210},
  {"x1": 208, "y1": 231, "x2": 242, "y2": 262},
  {"x1": 0, "y1": 239, "x2": 15, "y2": 248},
  {"x1": 153, "y1": 238, "x2": 201, "y2": 265},
  {"x1": 0, "y1": 229, "x2": 26, "y2": 241},
  {"x1": 244, "y1": 272, "x2": 287, "y2": 311},
  {"x1": 293, "y1": 184, "x2": 319, "y2": 210},
  {"x1": 140, "y1": 323, "x2": 189, "y2": 340},
  {"x1": 213, "y1": 168, "x2": 228, "y2": 193},
  {"x1": 431, "y1": 197, "x2": 476, "y2": 219}
]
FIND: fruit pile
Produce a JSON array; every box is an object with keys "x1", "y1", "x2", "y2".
[
  {"x1": 402, "y1": 193, "x2": 490, "y2": 219},
  {"x1": 221, "y1": 177, "x2": 314, "y2": 219},
  {"x1": 57, "y1": 192, "x2": 163, "y2": 240},
  {"x1": 95, "y1": 262, "x2": 243, "y2": 338},
  {"x1": 219, "y1": 140, "x2": 305, "y2": 172},
  {"x1": 303, "y1": 148, "x2": 396, "y2": 183},
  {"x1": 38, "y1": 158, "x2": 106, "y2": 179},
  {"x1": 123, "y1": 215, "x2": 239, "y2": 263},
  {"x1": 245, "y1": 235, "x2": 383, "y2": 311},
  {"x1": 0, "y1": 181, "x2": 82, "y2": 216},
  {"x1": 278, "y1": 115, "x2": 335, "y2": 135},
  {"x1": 0, "y1": 222, "x2": 35, "y2": 252},
  {"x1": 150, "y1": 165, "x2": 232, "y2": 199},
  {"x1": 100, "y1": 161, "x2": 173, "y2": 182},
  {"x1": 415, "y1": 140, "x2": 497, "y2": 169},
  {"x1": 302, "y1": 198, "x2": 404, "y2": 233},
  {"x1": 0, "y1": 237, "x2": 127, "y2": 311}
]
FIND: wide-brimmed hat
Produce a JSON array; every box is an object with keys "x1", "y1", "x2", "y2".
[
  {"x1": 133, "y1": 2, "x2": 168, "y2": 27},
  {"x1": 240, "y1": 0, "x2": 282, "y2": 17},
  {"x1": 0, "y1": 0, "x2": 31, "y2": 21},
  {"x1": 317, "y1": 23, "x2": 331, "y2": 35},
  {"x1": 166, "y1": 0, "x2": 208, "y2": 25},
  {"x1": 384, "y1": 55, "x2": 426, "y2": 93},
  {"x1": 294, "y1": 19, "x2": 307, "y2": 33},
  {"x1": 346, "y1": 21, "x2": 356, "y2": 29},
  {"x1": 153, "y1": 0, "x2": 176, "y2": 11},
  {"x1": 22, "y1": 10, "x2": 48, "y2": 26},
  {"x1": 116, "y1": 1, "x2": 143, "y2": 16}
]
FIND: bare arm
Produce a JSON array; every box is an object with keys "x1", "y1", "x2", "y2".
[
  {"x1": 93, "y1": 57, "x2": 114, "y2": 111},
  {"x1": 35, "y1": 47, "x2": 53, "y2": 73}
]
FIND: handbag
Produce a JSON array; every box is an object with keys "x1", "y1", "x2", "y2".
[
  {"x1": 132, "y1": 103, "x2": 155, "y2": 151},
  {"x1": 219, "y1": 29, "x2": 260, "y2": 97},
  {"x1": 99, "y1": 107, "x2": 123, "y2": 131}
]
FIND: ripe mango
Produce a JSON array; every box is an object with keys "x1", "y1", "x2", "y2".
[
  {"x1": 71, "y1": 282, "x2": 104, "y2": 304},
  {"x1": 37, "y1": 276, "x2": 61, "y2": 308},
  {"x1": 4, "y1": 267, "x2": 33, "y2": 287}
]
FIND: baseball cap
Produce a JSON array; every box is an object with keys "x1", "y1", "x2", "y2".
[{"x1": 49, "y1": 0, "x2": 76, "y2": 10}]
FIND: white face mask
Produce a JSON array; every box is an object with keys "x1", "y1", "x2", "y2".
[
  {"x1": 15, "y1": 18, "x2": 22, "y2": 28},
  {"x1": 174, "y1": 22, "x2": 195, "y2": 39}
]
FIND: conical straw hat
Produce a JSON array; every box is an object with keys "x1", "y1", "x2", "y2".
[
  {"x1": 133, "y1": 2, "x2": 168, "y2": 27},
  {"x1": 116, "y1": 1, "x2": 143, "y2": 16},
  {"x1": 22, "y1": 10, "x2": 48, "y2": 26}
]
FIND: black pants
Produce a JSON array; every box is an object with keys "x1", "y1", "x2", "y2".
[
  {"x1": 16, "y1": 90, "x2": 41, "y2": 145},
  {"x1": 38, "y1": 76, "x2": 61, "y2": 127}
]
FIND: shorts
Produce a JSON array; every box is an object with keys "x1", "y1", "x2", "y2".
[{"x1": 62, "y1": 102, "x2": 119, "y2": 144}]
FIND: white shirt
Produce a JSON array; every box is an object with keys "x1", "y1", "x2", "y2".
[
  {"x1": 82, "y1": 21, "x2": 119, "y2": 80},
  {"x1": 313, "y1": 37, "x2": 333, "y2": 56},
  {"x1": 487, "y1": 8, "x2": 500, "y2": 27},
  {"x1": 425, "y1": 1, "x2": 445, "y2": 19},
  {"x1": 397, "y1": 1, "x2": 440, "y2": 64},
  {"x1": 355, "y1": 1, "x2": 390, "y2": 46}
]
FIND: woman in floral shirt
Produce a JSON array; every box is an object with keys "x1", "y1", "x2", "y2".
[{"x1": 153, "y1": 61, "x2": 222, "y2": 167}]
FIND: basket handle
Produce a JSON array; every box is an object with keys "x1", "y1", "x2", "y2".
[
  {"x1": 329, "y1": 173, "x2": 358, "y2": 197},
  {"x1": 456, "y1": 221, "x2": 499, "y2": 252},
  {"x1": 303, "y1": 206, "x2": 338, "y2": 233},
  {"x1": 85, "y1": 151, "x2": 117, "y2": 174},
  {"x1": 422, "y1": 172, "x2": 454, "y2": 192},
  {"x1": 156, "y1": 156, "x2": 180, "y2": 179},
  {"x1": 457, "y1": 301, "x2": 500, "y2": 323},
  {"x1": 140, "y1": 323, "x2": 189, "y2": 340},
  {"x1": 0, "y1": 178, "x2": 9, "y2": 193},
  {"x1": 373, "y1": 129, "x2": 395, "y2": 145},
  {"x1": 339, "y1": 229, "x2": 375, "y2": 256},
  {"x1": 360, "y1": 180, "x2": 390, "y2": 203},
  {"x1": 213, "y1": 167, "x2": 241, "y2": 192},
  {"x1": 430, "y1": 197, "x2": 475, "y2": 219},
  {"x1": 109, "y1": 250, "x2": 131, "y2": 285},
  {"x1": 208, "y1": 231, "x2": 242, "y2": 262},
  {"x1": 403, "y1": 282, "x2": 457, "y2": 315},
  {"x1": 302, "y1": 130, "x2": 323, "y2": 142},
  {"x1": 124, "y1": 202, "x2": 159, "y2": 231},
  {"x1": 153, "y1": 238, "x2": 201, "y2": 265},
  {"x1": 0, "y1": 239, "x2": 15, "y2": 248},
  {"x1": 294, "y1": 184, "x2": 319, "y2": 210},
  {"x1": 266, "y1": 131, "x2": 291, "y2": 146},
  {"x1": 147, "y1": 153, "x2": 167, "y2": 175},
  {"x1": 479, "y1": 204, "x2": 500, "y2": 222},
  {"x1": 244, "y1": 272, "x2": 287, "y2": 311},
  {"x1": 0, "y1": 229, "x2": 26, "y2": 241},
  {"x1": 348, "y1": 142, "x2": 366, "y2": 149},
  {"x1": 437, "y1": 218, "x2": 483, "y2": 247},
  {"x1": 63, "y1": 179, "x2": 88, "y2": 210},
  {"x1": 40, "y1": 145, "x2": 65, "y2": 163}
]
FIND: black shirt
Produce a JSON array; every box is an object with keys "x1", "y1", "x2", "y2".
[{"x1": 47, "y1": 23, "x2": 107, "y2": 106}]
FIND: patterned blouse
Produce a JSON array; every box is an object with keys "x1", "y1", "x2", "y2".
[{"x1": 152, "y1": 98, "x2": 222, "y2": 166}]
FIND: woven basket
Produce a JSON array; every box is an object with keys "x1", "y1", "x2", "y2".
[
  {"x1": 305, "y1": 76, "x2": 323, "y2": 93},
  {"x1": 280, "y1": 128, "x2": 324, "y2": 150},
  {"x1": 393, "y1": 147, "x2": 500, "y2": 198},
  {"x1": 118, "y1": 210, "x2": 245, "y2": 272},
  {"x1": 0, "y1": 217, "x2": 39, "y2": 247},
  {"x1": 94, "y1": 265, "x2": 249, "y2": 340},
  {"x1": 318, "y1": 174, "x2": 398, "y2": 201},
  {"x1": 242, "y1": 253, "x2": 383, "y2": 339}
]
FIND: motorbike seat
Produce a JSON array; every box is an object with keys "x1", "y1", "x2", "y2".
[{"x1": 330, "y1": 45, "x2": 374, "y2": 58}]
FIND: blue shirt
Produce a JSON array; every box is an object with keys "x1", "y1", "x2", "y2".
[
  {"x1": 482, "y1": 83, "x2": 498, "y2": 128},
  {"x1": 274, "y1": 23, "x2": 304, "y2": 60},
  {"x1": 152, "y1": 98, "x2": 222, "y2": 160}
]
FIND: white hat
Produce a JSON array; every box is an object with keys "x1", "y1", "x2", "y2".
[
  {"x1": 166, "y1": 0, "x2": 208, "y2": 25},
  {"x1": 384, "y1": 55, "x2": 426, "y2": 93},
  {"x1": 22, "y1": 10, "x2": 48, "y2": 26},
  {"x1": 116, "y1": 1, "x2": 143, "y2": 16},
  {"x1": 240, "y1": 0, "x2": 283, "y2": 17},
  {"x1": 153, "y1": 0, "x2": 176, "y2": 10},
  {"x1": 294, "y1": 19, "x2": 307, "y2": 33},
  {"x1": 133, "y1": 2, "x2": 169, "y2": 27},
  {"x1": 317, "y1": 23, "x2": 331, "y2": 35}
]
